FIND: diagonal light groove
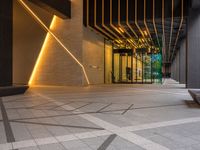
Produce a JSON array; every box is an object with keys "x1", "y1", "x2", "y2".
[{"x1": 18, "y1": 0, "x2": 90, "y2": 85}]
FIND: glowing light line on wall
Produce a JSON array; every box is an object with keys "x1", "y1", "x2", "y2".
[
  {"x1": 18, "y1": 0, "x2": 90, "y2": 85},
  {"x1": 29, "y1": 17, "x2": 56, "y2": 85}
]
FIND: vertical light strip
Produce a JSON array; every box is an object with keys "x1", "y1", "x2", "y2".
[
  {"x1": 153, "y1": 0, "x2": 161, "y2": 47},
  {"x1": 144, "y1": 0, "x2": 154, "y2": 46},
  {"x1": 87, "y1": 0, "x2": 109, "y2": 40},
  {"x1": 135, "y1": 0, "x2": 149, "y2": 46},
  {"x1": 168, "y1": 0, "x2": 174, "y2": 61},
  {"x1": 94, "y1": 0, "x2": 115, "y2": 40},
  {"x1": 171, "y1": 0, "x2": 184, "y2": 61},
  {"x1": 110, "y1": 0, "x2": 126, "y2": 39},
  {"x1": 102, "y1": 0, "x2": 121, "y2": 41},
  {"x1": 118, "y1": 0, "x2": 137, "y2": 47},
  {"x1": 126, "y1": 0, "x2": 138, "y2": 39},
  {"x1": 18, "y1": 0, "x2": 90, "y2": 85}
]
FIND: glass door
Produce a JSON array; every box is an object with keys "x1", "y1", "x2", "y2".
[{"x1": 113, "y1": 49, "x2": 132, "y2": 83}]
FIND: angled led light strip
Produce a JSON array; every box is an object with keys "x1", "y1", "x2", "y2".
[
  {"x1": 168, "y1": 0, "x2": 174, "y2": 61},
  {"x1": 144, "y1": 0, "x2": 154, "y2": 46},
  {"x1": 94, "y1": 0, "x2": 117, "y2": 40},
  {"x1": 94, "y1": 0, "x2": 115, "y2": 40},
  {"x1": 118, "y1": 0, "x2": 137, "y2": 47},
  {"x1": 86, "y1": 0, "x2": 110, "y2": 40},
  {"x1": 110, "y1": 0, "x2": 126, "y2": 40},
  {"x1": 135, "y1": 0, "x2": 149, "y2": 46},
  {"x1": 126, "y1": 0, "x2": 138, "y2": 39},
  {"x1": 102, "y1": 0, "x2": 122, "y2": 42},
  {"x1": 18, "y1": 0, "x2": 90, "y2": 85},
  {"x1": 171, "y1": 0, "x2": 184, "y2": 61},
  {"x1": 152, "y1": 0, "x2": 161, "y2": 48}
]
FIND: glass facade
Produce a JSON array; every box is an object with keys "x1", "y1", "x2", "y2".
[{"x1": 105, "y1": 43, "x2": 162, "y2": 84}]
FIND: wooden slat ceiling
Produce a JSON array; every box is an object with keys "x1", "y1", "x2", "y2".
[{"x1": 84, "y1": 0, "x2": 189, "y2": 62}]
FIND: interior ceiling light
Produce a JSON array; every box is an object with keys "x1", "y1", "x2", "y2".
[
  {"x1": 118, "y1": 27, "x2": 124, "y2": 33},
  {"x1": 144, "y1": 30, "x2": 148, "y2": 36},
  {"x1": 18, "y1": 0, "x2": 90, "y2": 85}
]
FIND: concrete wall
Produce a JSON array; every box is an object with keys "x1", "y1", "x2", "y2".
[
  {"x1": 31, "y1": 0, "x2": 84, "y2": 86},
  {"x1": 187, "y1": 9, "x2": 200, "y2": 88},
  {"x1": 171, "y1": 50, "x2": 180, "y2": 82},
  {"x1": 82, "y1": 27, "x2": 104, "y2": 85},
  {"x1": 105, "y1": 41, "x2": 113, "y2": 84},
  {"x1": 179, "y1": 39, "x2": 186, "y2": 84},
  {"x1": 13, "y1": 0, "x2": 52, "y2": 85}
]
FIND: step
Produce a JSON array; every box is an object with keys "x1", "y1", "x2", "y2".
[{"x1": 188, "y1": 90, "x2": 200, "y2": 105}]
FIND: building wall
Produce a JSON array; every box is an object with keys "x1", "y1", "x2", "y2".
[
  {"x1": 13, "y1": 0, "x2": 105, "y2": 86},
  {"x1": 187, "y1": 9, "x2": 200, "y2": 88},
  {"x1": 82, "y1": 27, "x2": 104, "y2": 85},
  {"x1": 0, "y1": 0, "x2": 13, "y2": 86},
  {"x1": 105, "y1": 41, "x2": 113, "y2": 84},
  {"x1": 171, "y1": 50, "x2": 180, "y2": 82},
  {"x1": 31, "y1": 0, "x2": 84, "y2": 86},
  {"x1": 176, "y1": 50, "x2": 180, "y2": 82},
  {"x1": 179, "y1": 39, "x2": 186, "y2": 84},
  {"x1": 13, "y1": 0, "x2": 52, "y2": 85}
]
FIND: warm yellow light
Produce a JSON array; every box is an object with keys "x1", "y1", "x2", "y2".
[
  {"x1": 18, "y1": 0, "x2": 90, "y2": 85},
  {"x1": 118, "y1": 27, "x2": 124, "y2": 33},
  {"x1": 28, "y1": 16, "x2": 56, "y2": 85},
  {"x1": 144, "y1": 30, "x2": 148, "y2": 36}
]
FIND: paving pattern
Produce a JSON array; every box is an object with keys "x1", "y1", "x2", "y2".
[{"x1": 0, "y1": 79, "x2": 200, "y2": 150}]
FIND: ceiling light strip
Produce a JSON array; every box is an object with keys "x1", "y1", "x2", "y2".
[
  {"x1": 87, "y1": 0, "x2": 110, "y2": 40},
  {"x1": 153, "y1": 0, "x2": 161, "y2": 48},
  {"x1": 118, "y1": 0, "x2": 137, "y2": 47},
  {"x1": 171, "y1": 0, "x2": 184, "y2": 61},
  {"x1": 18, "y1": 0, "x2": 90, "y2": 85},
  {"x1": 110, "y1": 0, "x2": 126, "y2": 40},
  {"x1": 135, "y1": 0, "x2": 149, "y2": 46},
  {"x1": 101, "y1": 0, "x2": 122, "y2": 42},
  {"x1": 126, "y1": 0, "x2": 138, "y2": 39},
  {"x1": 168, "y1": 0, "x2": 174, "y2": 61},
  {"x1": 144, "y1": 0, "x2": 154, "y2": 46},
  {"x1": 94, "y1": 0, "x2": 115, "y2": 40}
]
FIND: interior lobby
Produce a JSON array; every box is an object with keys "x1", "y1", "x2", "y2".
[{"x1": 1, "y1": 0, "x2": 200, "y2": 149}]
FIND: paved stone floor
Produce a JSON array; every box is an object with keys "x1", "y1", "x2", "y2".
[{"x1": 0, "y1": 79, "x2": 200, "y2": 150}]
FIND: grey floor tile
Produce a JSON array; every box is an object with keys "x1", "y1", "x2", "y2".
[{"x1": 39, "y1": 143, "x2": 66, "y2": 150}]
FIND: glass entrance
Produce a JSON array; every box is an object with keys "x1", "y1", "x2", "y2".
[
  {"x1": 112, "y1": 48, "x2": 162, "y2": 84},
  {"x1": 113, "y1": 49, "x2": 132, "y2": 83}
]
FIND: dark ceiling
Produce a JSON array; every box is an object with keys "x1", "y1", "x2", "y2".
[
  {"x1": 84, "y1": 0, "x2": 189, "y2": 63},
  {"x1": 28, "y1": 0, "x2": 71, "y2": 19}
]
